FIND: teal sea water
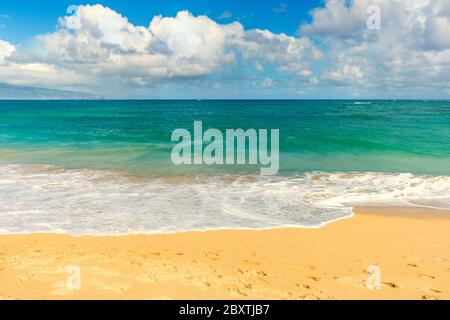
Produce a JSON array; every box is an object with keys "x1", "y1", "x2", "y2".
[
  {"x1": 0, "y1": 100, "x2": 449, "y2": 234},
  {"x1": 1, "y1": 100, "x2": 450, "y2": 175}
]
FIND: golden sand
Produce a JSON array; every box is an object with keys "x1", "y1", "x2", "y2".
[{"x1": 0, "y1": 207, "x2": 449, "y2": 300}]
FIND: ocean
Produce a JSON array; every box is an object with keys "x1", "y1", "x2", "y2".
[{"x1": 0, "y1": 100, "x2": 449, "y2": 234}]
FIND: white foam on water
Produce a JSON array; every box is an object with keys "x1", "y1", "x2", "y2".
[{"x1": 0, "y1": 164, "x2": 449, "y2": 235}]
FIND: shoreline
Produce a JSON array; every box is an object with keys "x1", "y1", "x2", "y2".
[
  {"x1": 2, "y1": 205, "x2": 450, "y2": 237},
  {"x1": 2, "y1": 162, "x2": 450, "y2": 235},
  {"x1": 0, "y1": 213, "x2": 356, "y2": 237},
  {"x1": 0, "y1": 207, "x2": 449, "y2": 300}
]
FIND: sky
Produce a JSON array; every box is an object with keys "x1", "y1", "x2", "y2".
[{"x1": 0, "y1": 0, "x2": 449, "y2": 99}]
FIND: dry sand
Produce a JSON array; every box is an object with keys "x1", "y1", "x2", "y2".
[{"x1": 0, "y1": 207, "x2": 449, "y2": 300}]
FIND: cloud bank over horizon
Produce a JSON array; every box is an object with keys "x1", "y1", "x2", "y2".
[{"x1": 0, "y1": 0, "x2": 449, "y2": 98}]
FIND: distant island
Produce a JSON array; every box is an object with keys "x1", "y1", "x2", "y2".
[{"x1": 0, "y1": 83, "x2": 102, "y2": 100}]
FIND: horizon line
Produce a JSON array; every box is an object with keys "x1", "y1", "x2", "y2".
[{"x1": 1, "y1": 98, "x2": 450, "y2": 101}]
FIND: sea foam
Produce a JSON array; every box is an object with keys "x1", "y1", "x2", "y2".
[{"x1": 0, "y1": 164, "x2": 449, "y2": 235}]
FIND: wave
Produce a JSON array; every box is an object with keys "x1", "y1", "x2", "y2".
[
  {"x1": 353, "y1": 101, "x2": 372, "y2": 105},
  {"x1": 0, "y1": 164, "x2": 449, "y2": 235}
]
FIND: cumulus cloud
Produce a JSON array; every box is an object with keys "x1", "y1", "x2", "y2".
[
  {"x1": 422, "y1": 1, "x2": 450, "y2": 50},
  {"x1": 300, "y1": 0, "x2": 450, "y2": 91},
  {"x1": 148, "y1": 11, "x2": 242, "y2": 76},
  {"x1": 301, "y1": 0, "x2": 369, "y2": 41},
  {"x1": 0, "y1": 39, "x2": 77, "y2": 87},
  {"x1": 35, "y1": 6, "x2": 242, "y2": 82},
  {"x1": 0, "y1": 5, "x2": 316, "y2": 90},
  {"x1": 0, "y1": 2, "x2": 449, "y2": 97},
  {"x1": 237, "y1": 29, "x2": 321, "y2": 77},
  {"x1": 0, "y1": 39, "x2": 15, "y2": 63},
  {"x1": 0, "y1": 38, "x2": 90, "y2": 88}
]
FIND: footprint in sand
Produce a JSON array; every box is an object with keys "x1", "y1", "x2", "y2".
[
  {"x1": 236, "y1": 268, "x2": 268, "y2": 283},
  {"x1": 295, "y1": 283, "x2": 311, "y2": 290},
  {"x1": 130, "y1": 259, "x2": 144, "y2": 267},
  {"x1": 239, "y1": 280, "x2": 253, "y2": 290},
  {"x1": 420, "y1": 274, "x2": 436, "y2": 280},
  {"x1": 255, "y1": 269, "x2": 268, "y2": 277},
  {"x1": 299, "y1": 293, "x2": 321, "y2": 300},
  {"x1": 308, "y1": 276, "x2": 320, "y2": 282},
  {"x1": 429, "y1": 289, "x2": 442, "y2": 293},
  {"x1": 205, "y1": 251, "x2": 220, "y2": 261},
  {"x1": 228, "y1": 288, "x2": 248, "y2": 297},
  {"x1": 189, "y1": 279, "x2": 211, "y2": 289},
  {"x1": 382, "y1": 282, "x2": 399, "y2": 289},
  {"x1": 421, "y1": 295, "x2": 440, "y2": 300},
  {"x1": 406, "y1": 263, "x2": 418, "y2": 268}
]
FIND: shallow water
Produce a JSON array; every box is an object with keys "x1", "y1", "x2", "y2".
[{"x1": 0, "y1": 100, "x2": 449, "y2": 234}]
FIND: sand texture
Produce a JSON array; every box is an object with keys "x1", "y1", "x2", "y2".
[{"x1": 0, "y1": 207, "x2": 449, "y2": 300}]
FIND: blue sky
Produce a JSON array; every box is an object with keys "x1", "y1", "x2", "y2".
[
  {"x1": 0, "y1": 1, "x2": 319, "y2": 43},
  {"x1": 0, "y1": 0, "x2": 449, "y2": 99}
]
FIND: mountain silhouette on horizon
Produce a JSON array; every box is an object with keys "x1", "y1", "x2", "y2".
[{"x1": 0, "y1": 83, "x2": 103, "y2": 100}]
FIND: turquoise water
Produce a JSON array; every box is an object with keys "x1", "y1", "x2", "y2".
[
  {"x1": 1, "y1": 100, "x2": 449, "y2": 176},
  {"x1": 0, "y1": 100, "x2": 449, "y2": 234}
]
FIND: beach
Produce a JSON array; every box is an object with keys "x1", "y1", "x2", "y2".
[
  {"x1": 0, "y1": 206, "x2": 449, "y2": 300},
  {"x1": 0, "y1": 102, "x2": 449, "y2": 300},
  {"x1": 2, "y1": 0, "x2": 450, "y2": 305}
]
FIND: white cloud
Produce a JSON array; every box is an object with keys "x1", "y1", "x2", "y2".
[
  {"x1": 422, "y1": 1, "x2": 450, "y2": 50},
  {"x1": 322, "y1": 61, "x2": 364, "y2": 83},
  {"x1": 0, "y1": 62, "x2": 83, "y2": 87},
  {"x1": 300, "y1": 0, "x2": 450, "y2": 91},
  {"x1": 149, "y1": 11, "x2": 242, "y2": 76},
  {"x1": 0, "y1": 2, "x2": 449, "y2": 97},
  {"x1": 31, "y1": 7, "x2": 247, "y2": 84},
  {"x1": 237, "y1": 29, "x2": 321, "y2": 77},
  {"x1": 29, "y1": 7, "x2": 241, "y2": 84},
  {"x1": 0, "y1": 39, "x2": 15, "y2": 63},
  {"x1": 0, "y1": 39, "x2": 87, "y2": 88},
  {"x1": 0, "y1": 5, "x2": 319, "y2": 92},
  {"x1": 301, "y1": 0, "x2": 368, "y2": 40}
]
